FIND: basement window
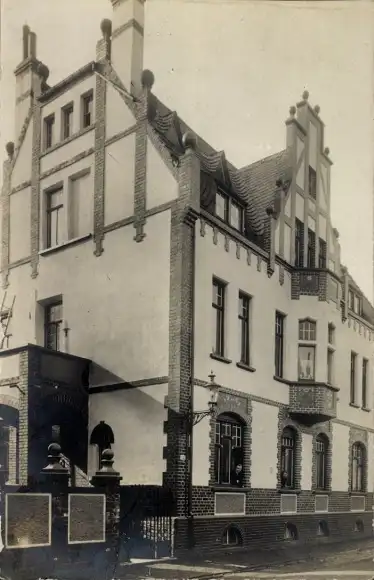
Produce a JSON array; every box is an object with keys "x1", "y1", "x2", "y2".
[{"x1": 222, "y1": 525, "x2": 242, "y2": 546}]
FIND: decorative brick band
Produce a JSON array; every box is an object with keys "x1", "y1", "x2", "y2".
[
  {"x1": 30, "y1": 99, "x2": 42, "y2": 278},
  {"x1": 11, "y1": 180, "x2": 32, "y2": 195},
  {"x1": 133, "y1": 98, "x2": 148, "y2": 242},
  {"x1": 40, "y1": 147, "x2": 94, "y2": 181},
  {"x1": 0, "y1": 394, "x2": 19, "y2": 410},
  {"x1": 112, "y1": 18, "x2": 144, "y2": 40},
  {"x1": 93, "y1": 61, "x2": 107, "y2": 257},
  {"x1": 39, "y1": 124, "x2": 94, "y2": 159}
]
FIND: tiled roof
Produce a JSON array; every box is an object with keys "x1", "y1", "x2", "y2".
[{"x1": 149, "y1": 94, "x2": 291, "y2": 237}]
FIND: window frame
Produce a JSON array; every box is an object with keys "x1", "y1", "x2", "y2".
[
  {"x1": 362, "y1": 358, "x2": 368, "y2": 409},
  {"x1": 46, "y1": 187, "x2": 64, "y2": 249},
  {"x1": 315, "y1": 434, "x2": 328, "y2": 490},
  {"x1": 280, "y1": 426, "x2": 296, "y2": 489},
  {"x1": 307, "y1": 228, "x2": 316, "y2": 268},
  {"x1": 81, "y1": 90, "x2": 94, "y2": 129},
  {"x1": 318, "y1": 238, "x2": 327, "y2": 268},
  {"x1": 308, "y1": 165, "x2": 317, "y2": 199},
  {"x1": 350, "y1": 351, "x2": 357, "y2": 405},
  {"x1": 298, "y1": 319, "x2": 317, "y2": 381},
  {"x1": 238, "y1": 291, "x2": 251, "y2": 366},
  {"x1": 294, "y1": 218, "x2": 304, "y2": 267},
  {"x1": 212, "y1": 278, "x2": 226, "y2": 357},
  {"x1": 214, "y1": 413, "x2": 244, "y2": 486},
  {"x1": 351, "y1": 442, "x2": 365, "y2": 492},
  {"x1": 61, "y1": 102, "x2": 74, "y2": 140},
  {"x1": 44, "y1": 301, "x2": 63, "y2": 351},
  {"x1": 214, "y1": 190, "x2": 244, "y2": 233},
  {"x1": 275, "y1": 311, "x2": 285, "y2": 378},
  {"x1": 43, "y1": 114, "x2": 55, "y2": 150}
]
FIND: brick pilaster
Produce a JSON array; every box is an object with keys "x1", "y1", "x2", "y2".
[
  {"x1": 30, "y1": 96, "x2": 42, "y2": 278},
  {"x1": 18, "y1": 350, "x2": 29, "y2": 485},
  {"x1": 7, "y1": 426, "x2": 17, "y2": 484},
  {"x1": 1, "y1": 157, "x2": 11, "y2": 288},
  {"x1": 93, "y1": 56, "x2": 107, "y2": 257}
]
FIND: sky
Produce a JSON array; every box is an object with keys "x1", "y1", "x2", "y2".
[{"x1": 1, "y1": 0, "x2": 373, "y2": 299}]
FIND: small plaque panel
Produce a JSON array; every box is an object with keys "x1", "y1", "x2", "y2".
[
  {"x1": 280, "y1": 494, "x2": 297, "y2": 515},
  {"x1": 68, "y1": 494, "x2": 106, "y2": 544},
  {"x1": 315, "y1": 494, "x2": 329, "y2": 513},
  {"x1": 214, "y1": 492, "x2": 245, "y2": 516},
  {"x1": 5, "y1": 493, "x2": 51, "y2": 549},
  {"x1": 351, "y1": 495, "x2": 365, "y2": 512}
]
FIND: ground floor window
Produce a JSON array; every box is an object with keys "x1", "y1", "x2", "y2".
[{"x1": 215, "y1": 413, "x2": 244, "y2": 486}]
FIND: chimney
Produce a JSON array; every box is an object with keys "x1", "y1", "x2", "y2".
[
  {"x1": 110, "y1": 0, "x2": 145, "y2": 98},
  {"x1": 14, "y1": 25, "x2": 49, "y2": 139}
]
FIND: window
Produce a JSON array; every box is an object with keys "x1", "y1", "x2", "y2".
[
  {"x1": 222, "y1": 526, "x2": 242, "y2": 546},
  {"x1": 318, "y1": 238, "x2": 326, "y2": 268},
  {"x1": 298, "y1": 320, "x2": 316, "y2": 381},
  {"x1": 351, "y1": 442, "x2": 365, "y2": 492},
  {"x1": 350, "y1": 352, "x2": 357, "y2": 405},
  {"x1": 46, "y1": 188, "x2": 64, "y2": 248},
  {"x1": 212, "y1": 279, "x2": 225, "y2": 357},
  {"x1": 294, "y1": 219, "x2": 304, "y2": 267},
  {"x1": 275, "y1": 312, "x2": 285, "y2": 378},
  {"x1": 44, "y1": 301, "x2": 63, "y2": 351},
  {"x1": 215, "y1": 191, "x2": 244, "y2": 233},
  {"x1": 348, "y1": 290, "x2": 362, "y2": 316},
  {"x1": 81, "y1": 92, "x2": 93, "y2": 128},
  {"x1": 307, "y1": 228, "x2": 316, "y2": 268},
  {"x1": 280, "y1": 427, "x2": 296, "y2": 488},
  {"x1": 44, "y1": 114, "x2": 55, "y2": 150},
  {"x1": 215, "y1": 414, "x2": 243, "y2": 486},
  {"x1": 328, "y1": 323, "x2": 335, "y2": 346},
  {"x1": 238, "y1": 292, "x2": 250, "y2": 365},
  {"x1": 362, "y1": 358, "x2": 368, "y2": 409},
  {"x1": 308, "y1": 166, "x2": 317, "y2": 199},
  {"x1": 327, "y1": 349, "x2": 334, "y2": 385},
  {"x1": 62, "y1": 104, "x2": 74, "y2": 140},
  {"x1": 315, "y1": 434, "x2": 328, "y2": 489},
  {"x1": 90, "y1": 421, "x2": 115, "y2": 470}
]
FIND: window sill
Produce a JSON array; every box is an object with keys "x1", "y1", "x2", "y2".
[
  {"x1": 349, "y1": 491, "x2": 366, "y2": 496},
  {"x1": 278, "y1": 488, "x2": 301, "y2": 495},
  {"x1": 312, "y1": 489, "x2": 331, "y2": 495},
  {"x1": 39, "y1": 234, "x2": 92, "y2": 256},
  {"x1": 349, "y1": 402, "x2": 360, "y2": 409},
  {"x1": 273, "y1": 375, "x2": 291, "y2": 385},
  {"x1": 236, "y1": 362, "x2": 256, "y2": 373},
  {"x1": 210, "y1": 353, "x2": 232, "y2": 365},
  {"x1": 361, "y1": 407, "x2": 371, "y2": 413}
]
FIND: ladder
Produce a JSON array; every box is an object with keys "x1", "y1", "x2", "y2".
[{"x1": 0, "y1": 291, "x2": 16, "y2": 350}]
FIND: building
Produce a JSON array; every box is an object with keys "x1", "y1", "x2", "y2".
[{"x1": 0, "y1": 0, "x2": 373, "y2": 555}]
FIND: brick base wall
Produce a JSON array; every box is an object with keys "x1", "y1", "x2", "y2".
[{"x1": 174, "y1": 510, "x2": 373, "y2": 555}]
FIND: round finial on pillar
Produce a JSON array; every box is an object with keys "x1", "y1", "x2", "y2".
[
  {"x1": 289, "y1": 106, "x2": 296, "y2": 118},
  {"x1": 101, "y1": 448, "x2": 114, "y2": 469},
  {"x1": 302, "y1": 90, "x2": 309, "y2": 102},
  {"x1": 37, "y1": 63, "x2": 49, "y2": 82},
  {"x1": 324, "y1": 147, "x2": 330, "y2": 156},
  {"x1": 266, "y1": 206, "x2": 274, "y2": 217},
  {"x1": 182, "y1": 131, "x2": 197, "y2": 150},
  {"x1": 333, "y1": 227, "x2": 339, "y2": 239},
  {"x1": 100, "y1": 18, "x2": 112, "y2": 38},
  {"x1": 6, "y1": 142, "x2": 14, "y2": 159},
  {"x1": 314, "y1": 104, "x2": 320, "y2": 115},
  {"x1": 141, "y1": 69, "x2": 155, "y2": 90}
]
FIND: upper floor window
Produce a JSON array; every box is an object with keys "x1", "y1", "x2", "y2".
[
  {"x1": 348, "y1": 290, "x2": 362, "y2": 316},
  {"x1": 81, "y1": 91, "x2": 94, "y2": 129},
  {"x1": 308, "y1": 166, "x2": 317, "y2": 199},
  {"x1": 275, "y1": 311, "x2": 285, "y2": 378},
  {"x1": 44, "y1": 301, "x2": 63, "y2": 351},
  {"x1": 362, "y1": 358, "x2": 368, "y2": 409},
  {"x1": 315, "y1": 434, "x2": 328, "y2": 490},
  {"x1": 280, "y1": 427, "x2": 296, "y2": 489},
  {"x1": 350, "y1": 351, "x2": 357, "y2": 405},
  {"x1": 351, "y1": 442, "x2": 365, "y2": 492},
  {"x1": 215, "y1": 191, "x2": 244, "y2": 233},
  {"x1": 318, "y1": 238, "x2": 326, "y2": 268},
  {"x1": 294, "y1": 219, "x2": 304, "y2": 267},
  {"x1": 62, "y1": 103, "x2": 74, "y2": 140},
  {"x1": 215, "y1": 414, "x2": 244, "y2": 486},
  {"x1": 43, "y1": 114, "x2": 55, "y2": 150},
  {"x1": 46, "y1": 187, "x2": 64, "y2": 248},
  {"x1": 238, "y1": 292, "x2": 251, "y2": 366},
  {"x1": 328, "y1": 323, "x2": 335, "y2": 345},
  {"x1": 212, "y1": 278, "x2": 225, "y2": 357},
  {"x1": 307, "y1": 228, "x2": 316, "y2": 268},
  {"x1": 298, "y1": 320, "x2": 316, "y2": 381}
]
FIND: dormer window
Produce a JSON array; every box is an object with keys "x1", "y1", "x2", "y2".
[
  {"x1": 308, "y1": 166, "x2": 317, "y2": 199},
  {"x1": 348, "y1": 290, "x2": 362, "y2": 316},
  {"x1": 215, "y1": 191, "x2": 244, "y2": 233}
]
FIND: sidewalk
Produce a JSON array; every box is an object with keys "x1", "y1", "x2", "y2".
[{"x1": 118, "y1": 537, "x2": 374, "y2": 579}]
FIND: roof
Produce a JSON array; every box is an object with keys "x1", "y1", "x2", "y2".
[{"x1": 149, "y1": 93, "x2": 291, "y2": 237}]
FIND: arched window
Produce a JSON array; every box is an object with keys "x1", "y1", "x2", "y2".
[
  {"x1": 284, "y1": 522, "x2": 298, "y2": 540},
  {"x1": 90, "y1": 421, "x2": 115, "y2": 469},
  {"x1": 215, "y1": 414, "x2": 244, "y2": 486},
  {"x1": 281, "y1": 427, "x2": 296, "y2": 489},
  {"x1": 351, "y1": 442, "x2": 365, "y2": 492},
  {"x1": 315, "y1": 434, "x2": 328, "y2": 489},
  {"x1": 222, "y1": 525, "x2": 242, "y2": 546}
]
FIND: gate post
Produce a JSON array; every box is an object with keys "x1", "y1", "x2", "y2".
[
  {"x1": 91, "y1": 448, "x2": 122, "y2": 577},
  {"x1": 40, "y1": 441, "x2": 69, "y2": 575}
]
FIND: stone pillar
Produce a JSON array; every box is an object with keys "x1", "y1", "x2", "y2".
[
  {"x1": 91, "y1": 449, "x2": 122, "y2": 574},
  {"x1": 40, "y1": 442, "x2": 69, "y2": 576}
]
